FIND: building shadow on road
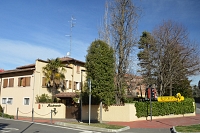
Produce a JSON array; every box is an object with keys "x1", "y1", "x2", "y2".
[{"x1": 0, "y1": 123, "x2": 9, "y2": 130}]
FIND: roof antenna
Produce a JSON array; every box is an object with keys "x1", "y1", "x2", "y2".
[{"x1": 65, "y1": 16, "x2": 76, "y2": 57}]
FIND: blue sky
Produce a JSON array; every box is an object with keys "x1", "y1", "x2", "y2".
[{"x1": 0, "y1": 0, "x2": 200, "y2": 85}]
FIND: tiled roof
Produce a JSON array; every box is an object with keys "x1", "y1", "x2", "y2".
[
  {"x1": 16, "y1": 64, "x2": 35, "y2": 69},
  {"x1": 36, "y1": 57, "x2": 85, "y2": 64},
  {"x1": 55, "y1": 92, "x2": 76, "y2": 98},
  {"x1": 59, "y1": 57, "x2": 85, "y2": 64},
  {"x1": 0, "y1": 68, "x2": 35, "y2": 75},
  {"x1": 0, "y1": 57, "x2": 85, "y2": 75}
]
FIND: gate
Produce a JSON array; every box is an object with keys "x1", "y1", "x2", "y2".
[{"x1": 65, "y1": 98, "x2": 79, "y2": 119}]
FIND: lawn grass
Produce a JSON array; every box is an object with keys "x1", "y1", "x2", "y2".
[
  {"x1": 175, "y1": 124, "x2": 200, "y2": 132},
  {"x1": 70, "y1": 122, "x2": 125, "y2": 129}
]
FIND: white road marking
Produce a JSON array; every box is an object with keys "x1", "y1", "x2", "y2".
[
  {"x1": 80, "y1": 131, "x2": 101, "y2": 133},
  {"x1": 0, "y1": 127, "x2": 19, "y2": 133},
  {"x1": 0, "y1": 118, "x2": 87, "y2": 132}
]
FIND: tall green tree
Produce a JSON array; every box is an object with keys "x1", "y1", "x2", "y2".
[
  {"x1": 172, "y1": 78, "x2": 193, "y2": 98},
  {"x1": 85, "y1": 40, "x2": 115, "y2": 106},
  {"x1": 138, "y1": 21, "x2": 200, "y2": 96},
  {"x1": 43, "y1": 58, "x2": 66, "y2": 102},
  {"x1": 137, "y1": 31, "x2": 157, "y2": 87}
]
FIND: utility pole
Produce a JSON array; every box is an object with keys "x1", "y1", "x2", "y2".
[
  {"x1": 150, "y1": 88, "x2": 152, "y2": 121},
  {"x1": 66, "y1": 16, "x2": 76, "y2": 57},
  {"x1": 88, "y1": 78, "x2": 91, "y2": 125}
]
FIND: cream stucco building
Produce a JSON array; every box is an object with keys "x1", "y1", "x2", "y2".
[{"x1": 0, "y1": 57, "x2": 86, "y2": 119}]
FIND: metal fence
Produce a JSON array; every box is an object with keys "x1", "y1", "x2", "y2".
[{"x1": 1, "y1": 107, "x2": 56, "y2": 124}]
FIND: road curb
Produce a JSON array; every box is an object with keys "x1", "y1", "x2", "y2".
[
  {"x1": 55, "y1": 122, "x2": 130, "y2": 132},
  {"x1": 172, "y1": 126, "x2": 178, "y2": 133}
]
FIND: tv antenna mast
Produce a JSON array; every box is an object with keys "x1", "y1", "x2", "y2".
[{"x1": 66, "y1": 16, "x2": 76, "y2": 57}]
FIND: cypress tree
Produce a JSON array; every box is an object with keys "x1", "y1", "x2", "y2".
[{"x1": 85, "y1": 40, "x2": 115, "y2": 106}]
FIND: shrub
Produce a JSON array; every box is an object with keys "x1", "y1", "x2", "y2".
[
  {"x1": 0, "y1": 105, "x2": 3, "y2": 113},
  {"x1": 35, "y1": 94, "x2": 53, "y2": 103},
  {"x1": 135, "y1": 98, "x2": 195, "y2": 118},
  {"x1": 0, "y1": 112, "x2": 14, "y2": 119}
]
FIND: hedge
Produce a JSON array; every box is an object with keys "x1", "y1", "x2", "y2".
[
  {"x1": 0, "y1": 112, "x2": 14, "y2": 119},
  {"x1": 135, "y1": 98, "x2": 195, "y2": 118},
  {"x1": 0, "y1": 105, "x2": 14, "y2": 119}
]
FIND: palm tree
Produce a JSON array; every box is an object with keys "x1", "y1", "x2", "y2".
[{"x1": 43, "y1": 58, "x2": 66, "y2": 102}]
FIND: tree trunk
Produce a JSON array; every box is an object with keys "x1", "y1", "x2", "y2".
[
  {"x1": 52, "y1": 80, "x2": 56, "y2": 102},
  {"x1": 169, "y1": 79, "x2": 173, "y2": 96}
]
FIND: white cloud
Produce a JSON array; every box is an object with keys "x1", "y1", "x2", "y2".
[{"x1": 0, "y1": 39, "x2": 63, "y2": 70}]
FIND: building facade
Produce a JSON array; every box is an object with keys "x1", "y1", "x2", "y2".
[{"x1": 0, "y1": 57, "x2": 86, "y2": 119}]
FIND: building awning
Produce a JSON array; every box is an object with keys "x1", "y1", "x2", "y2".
[{"x1": 55, "y1": 92, "x2": 76, "y2": 98}]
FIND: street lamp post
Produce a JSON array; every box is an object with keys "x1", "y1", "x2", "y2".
[{"x1": 88, "y1": 79, "x2": 91, "y2": 125}]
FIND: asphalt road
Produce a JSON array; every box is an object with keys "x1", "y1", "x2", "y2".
[
  {"x1": 196, "y1": 103, "x2": 200, "y2": 114},
  {"x1": 0, "y1": 118, "x2": 101, "y2": 133},
  {"x1": 0, "y1": 118, "x2": 172, "y2": 133},
  {"x1": 1, "y1": 103, "x2": 200, "y2": 133},
  {"x1": 196, "y1": 102, "x2": 200, "y2": 108}
]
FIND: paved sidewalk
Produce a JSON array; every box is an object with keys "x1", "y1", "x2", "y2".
[
  {"x1": 108, "y1": 114, "x2": 200, "y2": 129},
  {"x1": 15, "y1": 114, "x2": 200, "y2": 129}
]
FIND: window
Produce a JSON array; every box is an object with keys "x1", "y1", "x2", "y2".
[
  {"x1": 2, "y1": 98, "x2": 13, "y2": 105},
  {"x1": 42, "y1": 77, "x2": 47, "y2": 87},
  {"x1": 77, "y1": 66, "x2": 80, "y2": 74},
  {"x1": 3, "y1": 79, "x2": 8, "y2": 88},
  {"x1": 24, "y1": 98, "x2": 30, "y2": 105},
  {"x1": 74, "y1": 82, "x2": 80, "y2": 90},
  {"x1": 7, "y1": 98, "x2": 13, "y2": 104},
  {"x1": 9, "y1": 78, "x2": 14, "y2": 87},
  {"x1": 3, "y1": 78, "x2": 14, "y2": 88},
  {"x1": 74, "y1": 81, "x2": 76, "y2": 90},
  {"x1": 2, "y1": 98, "x2": 6, "y2": 104},
  {"x1": 65, "y1": 80, "x2": 68, "y2": 89},
  {"x1": 76, "y1": 82, "x2": 80, "y2": 90},
  {"x1": 18, "y1": 77, "x2": 31, "y2": 87},
  {"x1": 69, "y1": 80, "x2": 72, "y2": 89}
]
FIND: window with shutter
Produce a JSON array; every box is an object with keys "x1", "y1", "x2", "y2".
[
  {"x1": 18, "y1": 77, "x2": 31, "y2": 87},
  {"x1": 69, "y1": 80, "x2": 72, "y2": 89},
  {"x1": 18, "y1": 78, "x2": 21, "y2": 86},
  {"x1": 22, "y1": 78, "x2": 26, "y2": 87},
  {"x1": 25, "y1": 77, "x2": 31, "y2": 86},
  {"x1": 3, "y1": 79, "x2": 8, "y2": 88},
  {"x1": 74, "y1": 81, "x2": 76, "y2": 90},
  {"x1": 77, "y1": 66, "x2": 80, "y2": 74},
  {"x1": 9, "y1": 78, "x2": 14, "y2": 87},
  {"x1": 42, "y1": 77, "x2": 47, "y2": 87}
]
